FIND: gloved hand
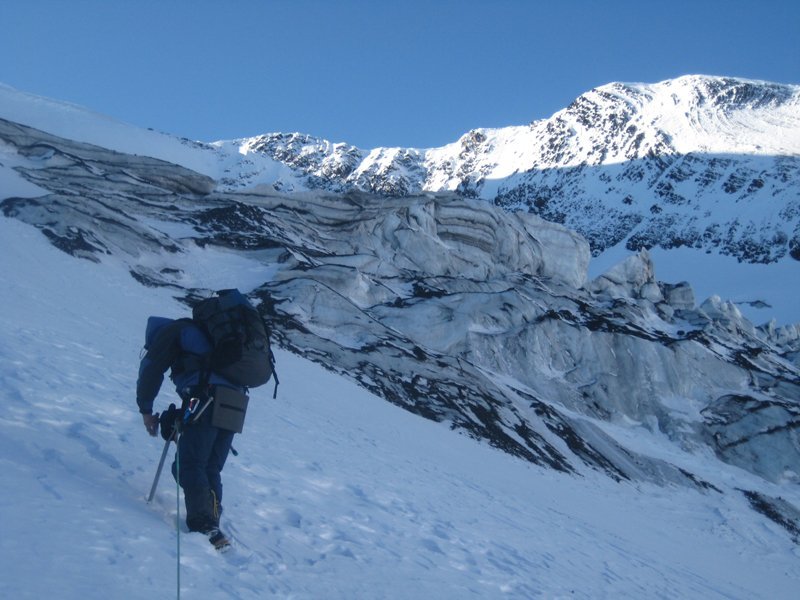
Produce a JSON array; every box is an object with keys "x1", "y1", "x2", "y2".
[
  {"x1": 142, "y1": 413, "x2": 160, "y2": 437},
  {"x1": 159, "y1": 404, "x2": 179, "y2": 441}
]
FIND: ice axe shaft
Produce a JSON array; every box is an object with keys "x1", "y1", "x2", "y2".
[{"x1": 147, "y1": 431, "x2": 174, "y2": 503}]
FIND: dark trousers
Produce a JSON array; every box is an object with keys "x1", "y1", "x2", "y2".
[{"x1": 171, "y1": 405, "x2": 235, "y2": 532}]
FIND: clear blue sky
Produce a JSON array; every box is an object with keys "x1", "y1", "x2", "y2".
[{"x1": 1, "y1": 0, "x2": 798, "y2": 149}]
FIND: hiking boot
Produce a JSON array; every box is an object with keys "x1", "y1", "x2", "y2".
[{"x1": 206, "y1": 527, "x2": 231, "y2": 551}]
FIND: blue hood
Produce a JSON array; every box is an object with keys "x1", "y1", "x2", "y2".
[{"x1": 144, "y1": 316, "x2": 174, "y2": 349}]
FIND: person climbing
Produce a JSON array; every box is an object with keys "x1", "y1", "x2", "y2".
[{"x1": 137, "y1": 289, "x2": 276, "y2": 550}]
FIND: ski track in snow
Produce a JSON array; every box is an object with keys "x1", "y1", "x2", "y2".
[{"x1": 2, "y1": 215, "x2": 800, "y2": 598}]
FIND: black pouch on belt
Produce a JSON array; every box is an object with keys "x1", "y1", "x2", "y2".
[{"x1": 211, "y1": 386, "x2": 250, "y2": 433}]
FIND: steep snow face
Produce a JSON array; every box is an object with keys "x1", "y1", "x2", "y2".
[
  {"x1": 1, "y1": 116, "x2": 798, "y2": 502},
  {"x1": 648, "y1": 75, "x2": 800, "y2": 156},
  {"x1": 0, "y1": 83, "x2": 227, "y2": 176}
]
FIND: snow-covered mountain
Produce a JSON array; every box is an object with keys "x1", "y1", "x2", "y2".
[
  {"x1": 1, "y1": 78, "x2": 800, "y2": 597},
  {"x1": 5, "y1": 76, "x2": 798, "y2": 268},
  {"x1": 208, "y1": 76, "x2": 800, "y2": 266}
]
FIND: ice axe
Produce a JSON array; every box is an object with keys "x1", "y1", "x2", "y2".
[{"x1": 146, "y1": 425, "x2": 175, "y2": 503}]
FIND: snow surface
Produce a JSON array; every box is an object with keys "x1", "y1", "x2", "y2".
[
  {"x1": 0, "y1": 83, "x2": 232, "y2": 179},
  {"x1": 2, "y1": 215, "x2": 800, "y2": 599}
]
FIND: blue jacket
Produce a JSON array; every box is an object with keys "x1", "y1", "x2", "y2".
[{"x1": 136, "y1": 317, "x2": 238, "y2": 415}]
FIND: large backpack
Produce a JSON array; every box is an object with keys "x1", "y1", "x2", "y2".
[{"x1": 192, "y1": 289, "x2": 278, "y2": 396}]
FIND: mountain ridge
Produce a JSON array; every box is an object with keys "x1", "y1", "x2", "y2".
[
  {"x1": 3, "y1": 76, "x2": 797, "y2": 269},
  {"x1": 210, "y1": 76, "x2": 800, "y2": 270}
]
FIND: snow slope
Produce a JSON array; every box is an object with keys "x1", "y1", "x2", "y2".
[
  {"x1": 0, "y1": 83, "x2": 219, "y2": 174},
  {"x1": 2, "y1": 206, "x2": 800, "y2": 599}
]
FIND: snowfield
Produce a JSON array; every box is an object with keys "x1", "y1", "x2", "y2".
[{"x1": 2, "y1": 213, "x2": 800, "y2": 599}]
